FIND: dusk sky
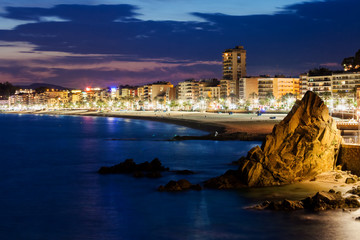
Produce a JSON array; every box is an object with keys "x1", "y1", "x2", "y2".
[{"x1": 0, "y1": 0, "x2": 359, "y2": 88}]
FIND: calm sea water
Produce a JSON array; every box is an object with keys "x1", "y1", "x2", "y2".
[{"x1": 0, "y1": 113, "x2": 359, "y2": 240}]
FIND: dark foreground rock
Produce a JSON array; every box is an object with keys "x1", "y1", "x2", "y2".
[
  {"x1": 98, "y1": 158, "x2": 169, "y2": 178},
  {"x1": 250, "y1": 190, "x2": 360, "y2": 211},
  {"x1": 204, "y1": 170, "x2": 246, "y2": 189},
  {"x1": 158, "y1": 179, "x2": 202, "y2": 192},
  {"x1": 347, "y1": 186, "x2": 360, "y2": 196},
  {"x1": 206, "y1": 91, "x2": 342, "y2": 188}
]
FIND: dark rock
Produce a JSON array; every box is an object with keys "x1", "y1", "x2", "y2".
[
  {"x1": 158, "y1": 179, "x2": 202, "y2": 192},
  {"x1": 190, "y1": 184, "x2": 202, "y2": 191},
  {"x1": 204, "y1": 170, "x2": 246, "y2": 189},
  {"x1": 348, "y1": 186, "x2": 360, "y2": 196},
  {"x1": 98, "y1": 159, "x2": 137, "y2": 174},
  {"x1": 252, "y1": 190, "x2": 360, "y2": 212},
  {"x1": 335, "y1": 174, "x2": 343, "y2": 179},
  {"x1": 345, "y1": 196, "x2": 360, "y2": 208},
  {"x1": 302, "y1": 191, "x2": 345, "y2": 211},
  {"x1": 250, "y1": 200, "x2": 304, "y2": 211},
  {"x1": 355, "y1": 216, "x2": 360, "y2": 221},
  {"x1": 230, "y1": 156, "x2": 247, "y2": 165},
  {"x1": 329, "y1": 189, "x2": 336, "y2": 193},
  {"x1": 98, "y1": 158, "x2": 169, "y2": 177},
  {"x1": 345, "y1": 177, "x2": 357, "y2": 184}
]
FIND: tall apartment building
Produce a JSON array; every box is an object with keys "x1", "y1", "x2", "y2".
[
  {"x1": 258, "y1": 78, "x2": 299, "y2": 99},
  {"x1": 177, "y1": 79, "x2": 199, "y2": 102},
  {"x1": 222, "y1": 45, "x2": 247, "y2": 98}
]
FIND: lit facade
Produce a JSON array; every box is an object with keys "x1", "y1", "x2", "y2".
[
  {"x1": 177, "y1": 80, "x2": 199, "y2": 102},
  {"x1": 222, "y1": 45, "x2": 247, "y2": 98},
  {"x1": 300, "y1": 72, "x2": 360, "y2": 101},
  {"x1": 258, "y1": 78, "x2": 300, "y2": 99},
  {"x1": 239, "y1": 77, "x2": 259, "y2": 100}
]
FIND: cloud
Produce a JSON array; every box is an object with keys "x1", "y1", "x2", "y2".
[
  {"x1": 0, "y1": 1, "x2": 358, "y2": 87},
  {"x1": 2, "y1": 4, "x2": 138, "y2": 22}
]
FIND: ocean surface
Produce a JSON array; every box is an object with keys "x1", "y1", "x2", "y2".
[{"x1": 0, "y1": 113, "x2": 359, "y2": 240}]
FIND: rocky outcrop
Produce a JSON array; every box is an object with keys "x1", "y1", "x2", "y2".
[
  {"x1": 158, "y1": 179, "x2": 202, "y2": 192},
  {"x1": 204, "y1": 170, "x2": 245, "y2": 189},
  {"x1": 98, "y1": 158, "x2": 169, "y2": 178},
  {"x1": 251, "y1": 190, "x2": 360, "y2": 211},
  {"x1": 237, "y1": 91, "x2": 342, "y2": 187}
]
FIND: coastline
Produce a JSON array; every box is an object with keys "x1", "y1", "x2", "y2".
[
  {"x1": 4, "y1": 109, "x2": 360, "y2": 196},
  {"x1": 5, "y1": 110, "x2": 285, "y2": 140}
]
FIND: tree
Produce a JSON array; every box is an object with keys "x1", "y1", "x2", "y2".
[
  {"x1": 0, "y1": 82, "x2": 17, "y2": 99},
  {"x1": 308, "y1": 67, "x2": 332, "y2": 76}
]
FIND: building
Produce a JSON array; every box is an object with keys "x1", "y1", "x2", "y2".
[
  {"x1": 332, "y1": 72, "x2": 360, "y2": 99},
  {"x1": 177, "y1": 79, "x2": 199, "y2": 102},
  {"x1": 258, "y1": 78, "x2": 299, "y2": 99},
  {"x1": 44, "y1": 89, "x2": 69, "y2": 106},
  {"x1": 239, "y1": 77, "x2": 259, "y2": 100},
  {"x1": 222, "y1": 45, "x2": 247, "y2": 98},
  {"x1": 143, "y1": 82, "x2": 173, "y2": 102},
  {"x1": 300, "y1": 72, "x2": 360, "y2": 101},
  {"x1": 220, "y1": 79, "x2": 236, "y2": 99},
  {"x1": 199, "y1": 79, "x2": 220, "y2": 99},
  {"x1": 70, "y1": 90, "x2": 82, "y2": 104}
]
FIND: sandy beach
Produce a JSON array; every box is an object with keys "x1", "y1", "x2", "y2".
[{"x1": 12, "y1": 109, "x2": 286, "y2": 135}]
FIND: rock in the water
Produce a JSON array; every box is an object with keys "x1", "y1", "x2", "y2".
[
  {"x1": 238, "y1": 91, "x2": 342, "y2": 187},
  {"x1": 158, "y1": 179, "x2": 202, "y2": 192},
  {"x1": 98, "y1": 158, "x2": 169, "y2": 178},
  {"x1": 252, "y1": 190, "x2": 360, "y2": 212},
  {"x1": 204, "y1": 170, "x2": 246, "y2": 189},
  {"x1": 251, "y1": 199, "x2": 304, "y2": 211}
]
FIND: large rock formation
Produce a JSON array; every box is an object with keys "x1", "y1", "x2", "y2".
[
  {"x1": 205, "y1": 91, "x2": 342, "y2": 188},
  {"x1": 239, "y1": 91, "x2": 342, "y2": 186}
]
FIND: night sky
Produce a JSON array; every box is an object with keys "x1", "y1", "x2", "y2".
[{"x1": 0, "y1": 0, "x2": 358, "y2": 88}]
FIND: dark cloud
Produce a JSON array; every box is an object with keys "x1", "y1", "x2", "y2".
[
  {"x1": 2, "y1": 4, "x2": 138, "y2": 22},
  {"x1": 0, "y1": 0, "x2": 358, "y2": 87}
]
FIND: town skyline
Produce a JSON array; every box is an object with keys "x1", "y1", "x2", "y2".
[{"x1": 0, "y1": 0, "x2": 359, "y2": 88}]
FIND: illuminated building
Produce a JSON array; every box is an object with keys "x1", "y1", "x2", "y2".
[
  {"x1": 239, "y1": 77, "x2": 259, "y2": 100},
  {"x1": 300, "y1": 72, "x2": 360, "y2": 101},
  {"x1": 258, "y1": 77, "x2": 299, "y2": 99},
  {"x1": 143, "y1": 82, "x2": 173, "y2": 102},
  {"x1": 177, "y1": 79, "x2": 199, "y2": 101},
  {"x1": 222, "y1": 45, "x2": 247, "y2": 98}
]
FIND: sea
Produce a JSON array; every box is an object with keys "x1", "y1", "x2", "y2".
[{"x1": 0, "y1": 113, "x2": 359, "y2": 240}]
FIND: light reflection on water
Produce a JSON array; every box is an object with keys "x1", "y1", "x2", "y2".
[{"x1": 0, "y1": 113, "x2": 359, "y2": 240}]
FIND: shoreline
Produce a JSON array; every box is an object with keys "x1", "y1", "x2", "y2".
[
  {"x1": 4, "y1": 109, "x2": 360, "y2": 196},
  {"x1": 4, "y1": 110, "x2": 285, "y2": 140}
]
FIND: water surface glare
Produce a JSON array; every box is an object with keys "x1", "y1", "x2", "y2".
[{"x1": 0, "y1": 113, "x2": 359, "y2": 240}]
